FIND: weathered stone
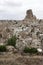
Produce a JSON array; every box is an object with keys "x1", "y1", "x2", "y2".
[
  {"x1": 32, "y1": 39, "x2": 41, "y2": 48},
  {"x1": 0, "y1": 9, "x2": 43, "y2": 52},
  {"x1": 37, "y1": 48, "x2": 42, "y2": 53},
  {"x1": 26, "y1": 9, "x2": 33, "y2": 18},
  {"x1": 0, "y1": 52, "x2": 6, "y2": 55},
  {"x1": 13, "y1": 48, "x2": 18, "y2": 53},
  {"x1": 0, "y1": 43, "x2": 4, "y2": 45},
  {"x1": 16, "y1": 37, "x2": 32, "y2": 51},
  {"x1": 6, "y1": 46, "x2": 14, "y2": 52},
  {"x1": 16, "y1": 40, "x2": 25, "y2": 51}
]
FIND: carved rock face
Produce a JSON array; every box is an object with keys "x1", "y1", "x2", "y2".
[
  {"x1": 26, "y1": 9, "x2": 33, "y2": 19},
  {"x1": 25, "y1": 9, "x2": 36, "y2": 20}
]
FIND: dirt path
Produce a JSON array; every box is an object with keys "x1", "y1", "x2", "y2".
[{"x1": 0, "y1": 54, "x2": 43, "y2": 65}]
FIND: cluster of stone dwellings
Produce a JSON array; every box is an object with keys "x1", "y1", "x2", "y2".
[{"x1": 0, "y1": 9, "x2": 43, "y2": 52}]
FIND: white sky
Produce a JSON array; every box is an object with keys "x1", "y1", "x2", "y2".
[{"x1": 0, "y1": 0, "x2": 43, "y2": 20}]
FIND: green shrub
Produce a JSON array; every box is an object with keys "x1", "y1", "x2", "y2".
[
  {"x1": 7, "y1": 35, "x2": 17, "y2": 47},
  {"x1": 0, "y1": 45, "x2": 7, "y2": 52},
  {"x1": 23, "y1": 47, "x2": 38, "y2": 54}
]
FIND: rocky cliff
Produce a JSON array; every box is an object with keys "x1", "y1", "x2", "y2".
[
  {"x1": 0, "y1": 9, "x2": 43, "y2": 51},
  {"x1": 0, "y1": 9, "x2": 43, "y2": 65}
]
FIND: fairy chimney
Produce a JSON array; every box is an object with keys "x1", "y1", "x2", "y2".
[{"x1": 25, "y1": 9, "x2": 36, "y2": 20}]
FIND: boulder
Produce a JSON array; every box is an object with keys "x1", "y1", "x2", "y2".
[
  {"x1": 37, "y1": 48, "x2": 42, "y2": 53},
  {"x1": 0, "y1": 43, "x2": 4, "y2": 45},
  {"x1": 6, "y1": 46, "x2": 14, "y2": 52},
  {"x1": 16, "y1": 38, "x2": 32, "y2": 51},
  {"x1": 32, "y1": 39, "x2": 41, "y2": 48},
  {"x1": 16, "y1": 40, "x2": 25, "y2": 51},
  {"x1": 6, "y1": 45, "x2": 18, "y2": 53},
  {"x1": 13, "y1": 48, "x2": 18, "y2": 53}
]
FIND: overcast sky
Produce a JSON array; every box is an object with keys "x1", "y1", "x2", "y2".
[{"x1": 0, "y1": 0, "x2": 43, "y2": 20}]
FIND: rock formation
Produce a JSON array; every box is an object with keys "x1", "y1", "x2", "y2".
[
  {"x1": 0, "y1": 9, "x2": 43, "y2": 52},
  {"x1": 25, "y1": 9, "x2": 36, "y2": 20},
  {"x1": 26, "y1": 9, "x2": 33, "y2": 18}
]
